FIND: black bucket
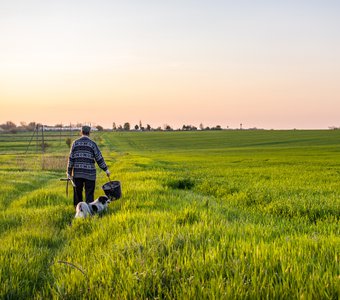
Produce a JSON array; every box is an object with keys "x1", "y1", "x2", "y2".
[{"x1": 102, "y1": 181, "x2": 122, "y2": 200}]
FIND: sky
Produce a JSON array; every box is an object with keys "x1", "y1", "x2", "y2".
[{"x1": 0, "y1": 0, "x2": 339, "y2": 129}]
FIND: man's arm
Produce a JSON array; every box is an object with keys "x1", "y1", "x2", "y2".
[{"x1": 93, "y1": 143, "x2": 109, "y2": 173}]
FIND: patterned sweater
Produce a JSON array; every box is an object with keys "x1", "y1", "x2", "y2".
[{"x1": 67, "y1": 136, "x2": 108, "y2": 181}]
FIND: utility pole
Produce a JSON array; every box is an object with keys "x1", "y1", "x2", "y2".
[
  {"x1": 36, "y1": 124, "x2": 39, "y2": 152},
  {"x1": 41, "y1": 125, "x2": 45, "y2": 153},
  {"x1": 25, "y1": 124, "x2": 38, "y2": 154},
  {"x1": 60, "y1": 123, "x2": 62, "y2": 145}
]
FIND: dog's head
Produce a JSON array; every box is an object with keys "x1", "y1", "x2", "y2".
[
  {"x1": 98, "y1": 196, "x2": 111, "y2": 205},
  {"x1": 89, "y1": 196, "x2": 111, "y2": 214}
]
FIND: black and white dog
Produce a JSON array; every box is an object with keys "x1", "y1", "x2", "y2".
[{"x1": 75, "y1": 196, "x2": 111, "y2": 218}]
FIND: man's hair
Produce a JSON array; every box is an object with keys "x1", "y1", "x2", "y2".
[{"x1": 81, "y1": 126, "x2": 91, "y2": 135}]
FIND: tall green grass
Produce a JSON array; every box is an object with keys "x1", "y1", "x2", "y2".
[{"x1": 0, "y1": 130, "x2": 339, "y2": 299}]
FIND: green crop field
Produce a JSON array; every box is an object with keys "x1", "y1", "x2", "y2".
[{"x1": 0, "y1": 130, "x2": 339, "y2": 299}]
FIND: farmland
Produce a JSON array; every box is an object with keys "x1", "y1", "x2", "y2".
[{"x1": 0, "y1": 130, "x2": 339, "y2": 299}]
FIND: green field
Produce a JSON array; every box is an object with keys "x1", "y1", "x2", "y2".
[{"x1": 0, "y1": 130, "x2": 339, "y2": 299}]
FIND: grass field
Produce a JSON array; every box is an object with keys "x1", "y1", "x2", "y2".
[{"x1": 0, "y1": 130, "x2": 339, "y2": 299}]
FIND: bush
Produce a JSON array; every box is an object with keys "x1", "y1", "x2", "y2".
[
  {"x1": 66, "y1": 138, "x2": 72, "y2": 148},
  {"x1": 166, "y1": 178, "x2": 195, "y2": 190}
]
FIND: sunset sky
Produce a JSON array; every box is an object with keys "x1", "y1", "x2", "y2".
[{"x1": 1, "y1": 0, "x2": 339, "y2": 129}]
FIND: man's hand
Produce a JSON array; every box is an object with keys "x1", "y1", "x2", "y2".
[
  {"x1": 66, "y1": 172, "x2": 73, "y2": 180},
  {"x1": 105, "y1": 169, "x2": 111, "y2": 177}
]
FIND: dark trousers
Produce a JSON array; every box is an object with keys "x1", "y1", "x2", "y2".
[{"x1": 73, "y1": 177, "x2": 96, "y2": 207}]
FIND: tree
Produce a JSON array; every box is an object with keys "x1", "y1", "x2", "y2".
[
  {"x1": 123, "y1": 122, "x2": 130, "y2": 131},
  {"x1": 146, "y1": 124, "x2": 152, "y2": 131},
  {"x1": 134, "y1": 124, "x2": 139, "y2": 131},
  {"x1": 164, "y1": 124, "x2": 173, "y2": 131},
  {"x1": 182, "y1": 125, "x2": 197, "y2": 131},
  {"x1": 96, "y1": 125, "x2": 104, "y2": 131},
  {"x1": 28, "y1": 122, "x2": 36, "y2": 131},
  {"x1": 0, "y1": 121, "x2": 17, "y2": 130},
  {"x1": 112, "y1": 122, "x2": 117, "y2": 131},
  {"x1": 199, "y1": 123, "x2": 204, "y2": 130}
]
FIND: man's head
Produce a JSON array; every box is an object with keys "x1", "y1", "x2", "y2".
[{"x1": 81, "y1": 125, "x2": 91, "y2": 136}]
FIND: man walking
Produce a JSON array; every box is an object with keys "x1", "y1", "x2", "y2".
[{"x1": 67, "y1": 125, "x2": 110, "y2": 207}]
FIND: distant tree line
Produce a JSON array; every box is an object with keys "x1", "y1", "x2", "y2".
[
  {"x1": 329, "y1": 126, "x2": 340, "y2": 130},
  {"x1": 0, "y1": 122, "x2": 104, "y2": 133},
  {"x1": 112, "y1": 121, "x2": 224, "y2": 132},
  {"x1": 0, "y1": 121, "x2": 37, "y2": 133},
  {"x1": 0, "y1": 120, "x2": 276, "y2": 133}
]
